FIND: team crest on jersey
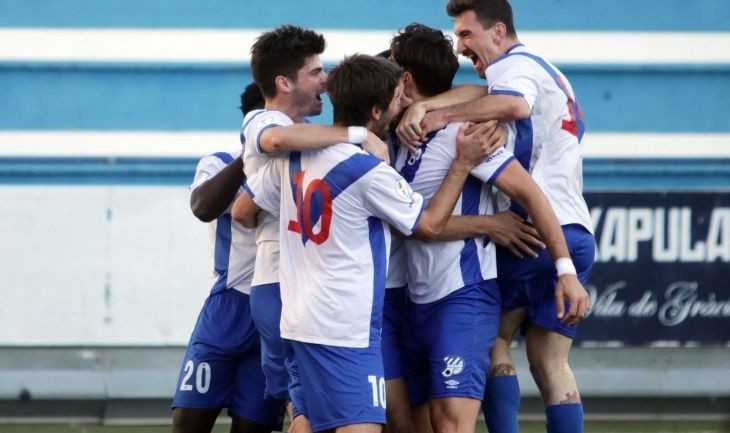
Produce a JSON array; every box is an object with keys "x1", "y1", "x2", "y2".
[
  {"x1": 395, "y1": 178, "x2": 413, "y2": 201},
  {"x1": 441, "y1": 355, "x2": 464, "y2": 377}
]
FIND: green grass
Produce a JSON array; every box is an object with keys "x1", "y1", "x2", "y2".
[{"x1": 1, "y1": 421, "x2": 729, "y2": 433}]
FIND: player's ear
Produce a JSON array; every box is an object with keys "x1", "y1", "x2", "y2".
[
  {"x1": 371, "y1": 105, "x2": 382, "y2": 121},
  {"x1": 274, "y1": 75, "x2": 292, "y2": 94},
  {"x1": 492, "y1": 22, "x2": 507, "y2": 42}
]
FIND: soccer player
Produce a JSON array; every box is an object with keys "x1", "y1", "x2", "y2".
[
  {"x1": 389, "y1": 22, "x2": 589, "y2": 433},
  {"x1": 240, "y1": 25, "x2": 389, "y2": 421},
  {"x1": 233, "y1": 54, "x2": 494, "y2": 433},
  {"x1": 378, "y1": 48, "x2": 542, "y2": 433},
  {"x1": 396, "y1": 2, "x2": 595, "y2": 432},
  {"x1": 171, "y1": 83, "x2": 285, "y2": 433}
]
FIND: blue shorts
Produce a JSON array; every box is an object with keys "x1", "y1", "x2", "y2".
[
  {"x1": 382, "y1": 285, "x2": 409, "y2": 380},
  {"x1": 172, "y1": 289, "x2": 285, "y2": 429},
  {"x1": 250, "y1": 282, "x2": 290, "y2": 400},
  {"x1": 403, "y1": 280, "x2": 501, "y2": 405},
  {"x1": 284, "y1": 339, "x2": 386, "y2": 432},
  {"x1": 497, "y1": 224, "x2": 595, "y2": 339}
]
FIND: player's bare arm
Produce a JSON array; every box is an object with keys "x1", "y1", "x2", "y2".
[
  {"x1": 231, "y1": 191, "x2": 261, "y2": 230},
  {"x1": 421, "y1": 94, "x2": 531, "y2": 138},
  {"x1": 411, "y1": 122, "x2": 494, "y2": 241},
  {"x1": 259, "y1": 124, "x2": 390, "y2": 163},
  {"x1": 396, "y1": 84, "x2": 486, "y2": 146},
  {"x1": 493, "y1": 161, "x2": 591, "y2": 325},
  {"x1": 436, "y1": 212, "x2": 545, "y2": 258},
  {"x1": 190, "y1": 157, "x2": 245, "y2": 223}
]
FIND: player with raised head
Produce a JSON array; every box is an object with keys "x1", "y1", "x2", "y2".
[
  {"x1": 232, "y1": 54, "x2": 494, "y2": 433},
  {"x1": 396, "y1": 2, "x2": 595, "y2": 432},
  {"x1": 390, "y1": 22, "x2": 589, "y2": 433},
  {"x1": 241, "y1": 25, "x2": 390, "y2": 419},
  {"x1": 171, "y1": 82, "x2": 285, "y2": 433}
]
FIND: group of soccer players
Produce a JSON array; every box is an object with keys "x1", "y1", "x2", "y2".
[{"x1": 171, "y1": 1, "x2": 594, "y2": 433}]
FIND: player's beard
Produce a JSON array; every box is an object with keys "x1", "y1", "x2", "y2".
[{"x1": 291, "y1": 87, "x2": 323, "y2": 117}]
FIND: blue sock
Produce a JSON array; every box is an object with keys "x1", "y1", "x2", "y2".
[
  {"x1": 482, "y1": 375, "x2": 520, "y2": 433},
  {"x1": 546, "y1": 403, "x2": 584, "y2": 433}
]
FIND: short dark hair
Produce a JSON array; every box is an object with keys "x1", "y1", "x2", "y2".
[
  {"x1": 250, "y1": 25, "x2": 326, "y2": 98},
  {"x1": 239, "y1": 82, "x2": 264, "y2": 115},
  {"x1": 446, "y1": 0, "x2": 517, "y2": 37},
  {"x1": 326, "y1": 54, "x2": 402, "y2": 126},
  {"x1": 390, "y1": 23, "x2": 459, "y2": 97}
]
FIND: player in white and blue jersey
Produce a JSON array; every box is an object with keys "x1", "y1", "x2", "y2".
[
  {"x1": 171, "y1": 84, "x2": 286, "y2": 433},
  {"x1": 240, "y1": 26, "x2": 390, "y2": 422},
  {"x1": 233, "y1": 55, "x2": 494, "y2": 433},
  {"x1": 390, "y1": 22, "x2": 587, "y2": 433},
  {"x1": 396, "y1": 2, "x2": 594, "y2": 432}
]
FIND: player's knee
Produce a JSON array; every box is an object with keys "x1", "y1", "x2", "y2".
[
  {"x1": 488, "y1": 362, "x2": 517, "y2": 378},
  {"x1": 384, "y1": 415, "x2": 416, "y2": 433}
]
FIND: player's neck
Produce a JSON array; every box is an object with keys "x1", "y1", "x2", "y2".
[
  {"x1": 498, "y1": 37, "x2": 521, "y2": 56},
  {"x1": 264, "y1": 98, "x2": 305, "y2": 124}
]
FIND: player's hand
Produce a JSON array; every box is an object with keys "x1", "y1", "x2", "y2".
[
  {"x1": 361, "y1": 131, "x2": 390, "y2": 165},
  {"x1": 463, "y1": 120, "x2": 505, "y2": 156},
  {"x1": 396, "y1": 101, "x2": 427, "y2": 150},
  {"x1": 421, "y1": 109, "x2": 448, "y2": 136},
  {"x1": 484, "y1": 211, "x2": 545, "y2": 258},
  {"x1": 455, "y1": 121, "x2": 498, "y2": 168},
  {"x1": 555, "y1": 274, "x2": 591, "y2": 325}
]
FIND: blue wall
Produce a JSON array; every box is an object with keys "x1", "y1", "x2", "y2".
[
  {"x1": 1, "y1": 0, "x2": 728, "y2": 31},
  {"x1": 3, "y1": 63, "x2": 729, "y2": 132}
]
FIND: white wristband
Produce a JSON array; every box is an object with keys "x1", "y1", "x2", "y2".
[
  {"x1": 347, "y1": 126, "x2": 368, "y2": 144},
  {"x1": 555, "y1": 257, "x2": 577, "y2": 276}
]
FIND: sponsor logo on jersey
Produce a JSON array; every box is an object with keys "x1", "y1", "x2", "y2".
[
  {"x1": 444, "y1": 379, "x2": 460, "y2": 389},
  {"x1": 441, "y1": 355, "x2": 464, "y2": 377}
]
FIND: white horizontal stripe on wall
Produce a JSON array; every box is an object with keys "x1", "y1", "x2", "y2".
[
  {"x1": 2, "y1": 29, "x2": 729, "y2": 64},
  {"x1": 1, "y1": 131, "x2": 728, "y2": 158}
]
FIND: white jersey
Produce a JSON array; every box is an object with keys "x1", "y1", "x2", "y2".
[
  {"x1": 245, "y1": 143, "x2": 425, "y2": 348},
  {"x1": 486, "y1": 43, "x2": 593, "y2": 234},
  {"x1": 394, "y1": 123, "x2": 515, "y2": 304},
  {"x1": 240, "y1": 109, "x2": 294, "y2": 286},
  {"x1": 386, "y1": 237, "x2": 408, "y2": 289},
  {"x1": 190, "y1": 150, "x2": 257, "y2": 295}
]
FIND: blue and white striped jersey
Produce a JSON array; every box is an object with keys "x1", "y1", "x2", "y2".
[{"x1": 191, "y1": 150, "x2": 257, "y2": 295}]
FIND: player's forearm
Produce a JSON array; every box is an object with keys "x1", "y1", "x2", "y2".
[
  {"x1": 441, "y1": 94, "x2": 531, "y2": 124},
  {"x1": 433, "y1": 215, "x2": 490, "y2": 241},
  {"x1": 414, "y1": 160, "x2": 472, "y2": 241},
  {"x1": 190, "y1": 158, "x2": 244, "y2": 222},
  {"x1": 419, "y1": 84, "x2": 487, "y2": 112},
  {"x1": 260, "y1": 124, "x2": 349, "y2": 153},
  {"x1": 231, "y1": 192, "x2": 260, "y2": 229}
]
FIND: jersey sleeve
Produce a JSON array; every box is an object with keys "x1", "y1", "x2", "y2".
[
  {"x1": 242, "y1": 110, "x2": 294, "y2": 156},
  {"x1": 487, "y1": 56, "x2": 540, "y2": 110},
  {"x1": 243, "y1": 157, "x2": 283, "y2": 215},
  {"x1": 469, "y1": 146, "x2": 516, "y2": 185},
  {"x1": 364, "y1": 164, "x2": 425, "y2": 236},
  {"x1": 190, "y1": 154, "x2": 228, "y2": 191}
]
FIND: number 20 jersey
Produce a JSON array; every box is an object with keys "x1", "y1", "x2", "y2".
[
  {"x1": 245, "y1": 143, "x2": 425, "y2": 348},
  {"x1": 486, "y1": 43, "x2": 593, "y2": 234}
]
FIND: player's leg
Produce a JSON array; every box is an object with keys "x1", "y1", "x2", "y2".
[
  {"x1": 483, "y1": 307, "x2": 526, "y2": 433},
  {"x1": 336, "y1": 423, "x2": 383, "y2": 433},
  {"x1": 171, "y1": 291, "x2": 251, "y2": 433},
  {"x1": 425, "y1": 281, "x2": 500, "y2": 433},
  {"x1": 525, "y1": 327, "x2": 582, "y2": 433},
  {"x1": 523, "y1": 224, "x2": 595, "y2": 433},
  {"x1": 172, "y1": 408, "x2": 221, "y2": 433},
  {"x1": 382, "y1": 286, "x2": 417, "y2": 433},
  {"x1": 411, "y1": 403, "x2": 433, "y2": 433},
  {"x1": 430, "y1": 397, "x2": 481, "y2": 433}
]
